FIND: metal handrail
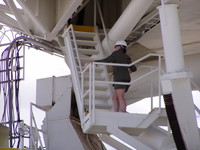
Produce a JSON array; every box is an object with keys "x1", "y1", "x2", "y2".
[
  {"x1": 81, "y1": 53, "x2": 164, "y2": 125},
  {"x1": 30, "y1": 103, "x2": 46, "y2": 150},
  {"x1": 65, "y1": 25, "x2": 82, "y2": 72},
  {"x1": 63, "y1": 25, "x2": 84, "y2": 126},
  {"x1": 190, "y1": 80, "x2": 200, "y2": 115}
]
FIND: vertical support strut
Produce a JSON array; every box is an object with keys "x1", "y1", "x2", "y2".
[{"x1": 158, "y1": 4, "x2": 200, "y2": 150}]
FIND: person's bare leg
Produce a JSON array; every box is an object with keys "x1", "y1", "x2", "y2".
[
  {"x1": 112, "y1": 90, "x2": 119, "y2": 112},
  {"x1": 116, "y1": 89, "x2": 126, "y2": 112}
]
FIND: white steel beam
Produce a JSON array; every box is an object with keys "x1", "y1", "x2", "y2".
[
  {"x1": 0, "y1": 4, "x2": 23, "y2": 14},
  {"x1": 158, "y1": 4, "x2": 200, "y2": 150},
  {"x1": 49, "y1": 0, "x2": 83, "y2": 41},
  {"x1": 137, "y1": 108, "x2": 166, "y2": 128},
  {"x1": 99, "y1": 134, "x2": 132, "y2": 150},
  {"x1": 107, "y1": 126, "x2": 152, "y2": 150},
  {"x1": 17, "y1": 0, "x2": 48, "y2": 37},
  {"x1": 102, "y1": 0, "x2": 154, "y2": 51},
  {"x1": 0, "y1": 11, "x2": 20, "y2": 30},
  {"x1": 5, "y1": 0, "x2": 31, "y2": 35}
]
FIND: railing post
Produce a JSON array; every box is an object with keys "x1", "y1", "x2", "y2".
[
  {"x1": 89, "y1": 63, "x2": 92, "y2": 124},
  {"x1": 158, "y1": 55, "x2": 162, "y2": 112},
  {"x1": 81, "y1": 65, "x2": 84, "y2": 127},
  {"x1": 63, "y1": 25, "x2": 83, "y2": 125},
  {"x1": 30, "y1": 103, "x2": 33, "y2": 150},
  {"x1": 150, "y1": 66, "x2": 153, "y2": 111},
  {"x1": 70, "y1": 25, "x2": 82, "y2": 72},
  {"x1": 92, "y1": 62, "x2": 95, "y2": 124},
  {"x1": 29, "y1": 103, "x2": 48, "y2": 150}
]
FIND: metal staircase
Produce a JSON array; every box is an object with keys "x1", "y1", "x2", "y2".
[
  {"x1": 62, "y1": 25, "x2": 175, "y2": 150},
  {"x1": 62, "y1": 25, "x2": 113, "y2": 119}
]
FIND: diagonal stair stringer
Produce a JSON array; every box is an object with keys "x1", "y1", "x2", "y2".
[
  {"x1": 107, "y1": 126, "x2": 153, "y2": 150},
  {"x1": 99, "y1": 134, "x2": 132, "y2": 150},
  {"x1": 137, "y1": 108, "x2": 166, "y2": 128},
  {"x1": 62, "y1": 25, "x2": 114, "y2": 126}
]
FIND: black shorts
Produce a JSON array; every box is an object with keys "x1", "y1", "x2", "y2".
[{"x1": 113, "y1": 81, "x2": 130, "y2": 93}]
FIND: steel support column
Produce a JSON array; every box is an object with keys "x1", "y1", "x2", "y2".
[{"x1": 158, "y1": 4, "x2": 200, "y2": 150}]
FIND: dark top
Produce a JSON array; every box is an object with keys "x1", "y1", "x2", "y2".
[{"x1": 95, "y1": 49, "x2": 137, "y2": 82}]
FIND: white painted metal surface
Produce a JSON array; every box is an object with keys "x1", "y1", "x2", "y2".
[
  {"x1": 0, "y1": 0, "x2": 199, "y2": 150},
  {"x1": 35, "y1": 76, "x2": 87, "y2": 150},
  {"x1": 158, "y1": 4, "x2": 200, "y2": 150},
  {"x1": 158, "y1": 4, "x2": 185, "y2": 73},
  {"x1": 36, "y1": 77, "x2": 54, "y2": 109},
  {"x1": 102, "y1": 0, "x2": 154, "y2": 51},
  {"x1": 99, "y1": 134, "x2": 132, "y2": 150}
]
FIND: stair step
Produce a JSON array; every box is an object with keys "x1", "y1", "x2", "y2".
[
  {"x1": 137, "y1": 108, "x2": 166, "y2": 128},
  {"x1": 74, "y1": 48, "x2": 100, "y2": 55},
  {"x1": 83, "y1": 110, "x2": 148, "y2": 134},
  {"x1": 78, "y1": 67, "x2": 104, "y2": 74},
  {"x1": 83, "y1": 108, "x2": 167, "y2": 135},
  {"x1": 73, "y1": 31, "x2": 96, "y2": 38},
  {"x1": 75, "y1": 40, "x2": 98, "y2": 46},
  {"x1": 84, "y1": 95, "x2": 111, "y2": 101},
  {"x1": 84, "y1": 85, "x2": 109, "y2": 91},
  {"x1": 82, "y1": 76, "x2": 106, "y2": 81},
  {"x1": 72, "y1": 25, "x2": 95, "y2": 32},
  {"x1": 79, "y1": 71, "x2": 104, "y2": 78},
  {"x1": 83, "y1": 90, "x2": 111, "y2": 97},
  {"x1": 84, "y1": 100, "x2": 112, "y2": 109},
  {"x1": 75, "y1": 57, "x2": 94, "y2": 63}
]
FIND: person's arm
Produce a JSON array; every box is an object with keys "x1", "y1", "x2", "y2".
[
  {"x1": 128, "y1": 57, "x2": 137, "y2": 72},
  {"x1": 130, "y1": 64, "x2": 137, "y2": 72},
  {"x1": 95, "y1": 52, "x2": 116, "y2": 63}
]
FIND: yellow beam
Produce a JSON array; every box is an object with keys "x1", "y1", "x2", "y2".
[{"x1": 72, "y1": 25, "x2": 94, "y2": 32}]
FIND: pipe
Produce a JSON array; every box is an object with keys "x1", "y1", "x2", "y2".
[
  {"x1": 158, "y1": 4, "x2": 200, "y2": 150},
  {"x1": 102, "y1": 0, "x2": 154, "y2": 51},
  {"x1": 158, "y1": 4, "x2": 185, "y2": 73}
]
